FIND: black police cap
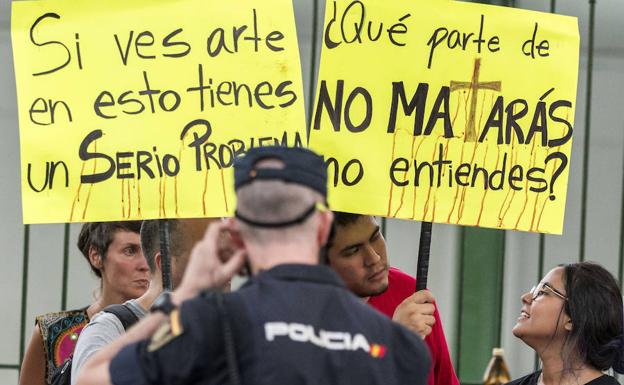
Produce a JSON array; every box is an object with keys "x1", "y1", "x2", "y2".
[{"x1": 234, "y1": 146, "x2": 327, "y2": 199}]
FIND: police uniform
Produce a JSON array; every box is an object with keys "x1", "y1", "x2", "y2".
[{"x1": 109, "y1": 264, "x2": 431, "y2": 385}]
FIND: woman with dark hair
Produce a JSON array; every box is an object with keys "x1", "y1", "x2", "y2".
[
  {"x1": 19, "y1": 221, "x2": 149, "y2": 385},
  {"x1": 507, "y1": 262, "x2": 624, "y2": 385}
]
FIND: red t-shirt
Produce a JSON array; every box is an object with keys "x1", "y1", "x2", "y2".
[{"x1": 368, "y1": 267, "x2": 459, "y2": 385}]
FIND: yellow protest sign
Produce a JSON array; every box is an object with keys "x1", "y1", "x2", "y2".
[
  {"x1": 310, "y1": 0, "x2": 579, "y2": 234},
  {"x1": 12, "y1": 0, "x2": 306, "y2": 224}
]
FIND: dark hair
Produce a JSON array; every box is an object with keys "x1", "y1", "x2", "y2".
[
  {"x1": 320, "y1": 212, "x2": 366, "y2": 264},
  {"x1": 140, "y1": 220, "x2": 186, "y2": 272},
  {"x1": 77, "y1": 221, "x2": 143, "y2": 278},
  {"x1": 563, "y1": 262, "x2": 624, "y2": 373},
  {"x1": 333, "y1": 211, "x2": 362, "y2": 227}
]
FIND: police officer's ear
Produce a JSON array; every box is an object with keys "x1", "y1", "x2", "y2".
[
  {"x1": 317, "y1": 210, "x2": 334, "y2": 249},
  {"x1": 225, "y1": 218, "x2": 252, "y2": 276},
  {"x1": 319, "y1": 220, "x2": 337, "y2": 265},
  {"x1": 225, "y1": 217, "x2": 245, "y2": 249}
]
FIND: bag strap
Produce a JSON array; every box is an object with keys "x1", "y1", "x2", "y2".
[
  {"x1": 102, "y1": 304, "x2": 140, "y2": 331},
  {"x1": 215, "y1": 293, "x2": 241, "y2": 385}
]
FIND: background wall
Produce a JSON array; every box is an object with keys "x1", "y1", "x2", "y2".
[{"x1": 1, "y1": 0, "x2": 623, "y2": 384}]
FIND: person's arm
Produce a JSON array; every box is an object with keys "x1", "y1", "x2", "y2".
[
  {"x1": 71, "y1": 314, "x2": 125, "y2": 385},
  {"x1": 75, "y1": 313, "x2": 167, "y2": 385},
  {"x1": 426, "y1": 305, "x2": 459, "y2": 385},
  {"x1": 393, "y1": 319, "x2": 432, "y2": 385},
  {"x1": 19, "y1": 324, "x2": 46, "y2": 385},
  {"x1": 76, "y1": 221, "x2": 245, "y2": 385}
]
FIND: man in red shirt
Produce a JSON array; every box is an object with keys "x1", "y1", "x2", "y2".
[{"x1": 326, "y1": 212, "x2": 459, "y2": 385}]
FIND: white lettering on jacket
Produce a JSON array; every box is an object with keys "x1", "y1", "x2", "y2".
[{"x1": 264, "y1": 322, "x2": 372, "y2": 352}]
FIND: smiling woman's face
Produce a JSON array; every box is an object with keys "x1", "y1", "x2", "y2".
[{"x1": 513, "y1": 266, "x2": 571, "y2": 349}]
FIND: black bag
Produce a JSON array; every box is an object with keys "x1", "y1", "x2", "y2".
[
  {"x1": 101, "y1": 303, "x2": 141, "y2": 330},
  {"x1": 49, "y1": 358, "x2": 71, "y2": 385},
  {"x1": 49, "y1": 304, "x2": 140, "y2": 385}
]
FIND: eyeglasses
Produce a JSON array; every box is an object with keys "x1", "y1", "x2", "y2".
[{"x1": 530, "y1": 282, "x2": 567, "y2": 301}]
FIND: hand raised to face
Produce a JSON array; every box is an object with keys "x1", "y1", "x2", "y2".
[{"x1": 173, "y1": 222, "x2": 246, "y2": 305}]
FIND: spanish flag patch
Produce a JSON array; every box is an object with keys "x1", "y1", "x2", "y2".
[{"x1": 369, "y1": 343, "x2": 387, "y2": 358}]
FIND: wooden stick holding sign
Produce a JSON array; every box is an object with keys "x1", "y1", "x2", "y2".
[
  {"x1": 416, "y1": 222, "x2": 432, "y2": 292},
  {"x1": 159, "y1": 220, "x2": 173, "y2": 291}
]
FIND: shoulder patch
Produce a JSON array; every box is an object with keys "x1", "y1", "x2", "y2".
[{"x1": 147, "y1": 309, "x2": 184, "y2": 352}]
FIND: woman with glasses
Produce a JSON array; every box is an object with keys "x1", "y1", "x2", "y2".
[{"x1": 506, "y1": 262, "x2": 624, "y2": 385}]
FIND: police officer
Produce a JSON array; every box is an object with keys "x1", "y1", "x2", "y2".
[{"x1": 76, "y1": 146, "x2": 431, "y2": 385}]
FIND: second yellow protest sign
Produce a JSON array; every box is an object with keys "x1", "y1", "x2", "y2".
[
  {"x1": 12, "y1": 0, "x2": 306, "y2": 224},
  {"x1": 310, "y1": 0, "x2": 579, "y2": 234}
]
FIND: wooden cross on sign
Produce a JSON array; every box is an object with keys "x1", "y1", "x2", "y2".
[{"x1": 450, "y1": 58, "x2": 502, "y2": 142}]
